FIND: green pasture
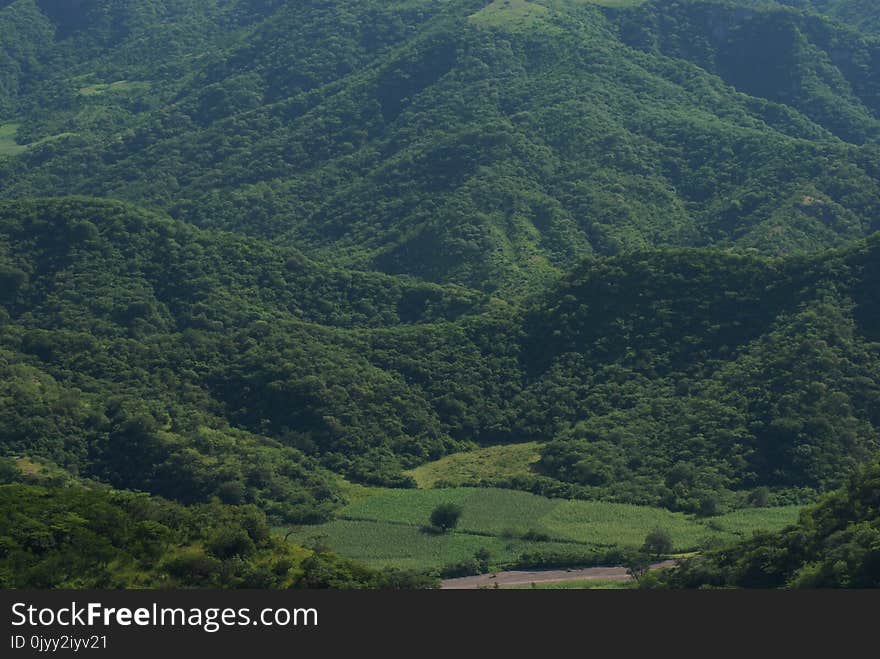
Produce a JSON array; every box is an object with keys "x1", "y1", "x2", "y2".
[{"x1": 406, "y1": 442, "x2": 542, "y2": 488}]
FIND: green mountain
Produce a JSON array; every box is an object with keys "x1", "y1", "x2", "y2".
[
  {"x1": 1, "y1": 0, "x2": 879, "y2": 587},
  {"x1": 2, "y1": 0, "x2": 879, "y2": 294}
]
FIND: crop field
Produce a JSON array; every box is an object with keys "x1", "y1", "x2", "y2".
[
  {"x1": 406, "y1": 442, "x2": 541, "y2": 488},
  {"x1": 702, "y1": 506, "x2": 804, "y2": 536},
  {"x1": 293, "y1": 519, "x2": 590, "y2": 571},
  {"x1": 540, "y1": 500, "x2": 717, "y2": 548},
  {"x1": 288, "y1": 485, "x2": 801, "y2": 571}
]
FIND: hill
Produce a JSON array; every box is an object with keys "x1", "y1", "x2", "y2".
[
  {"x1": 0, "y1": 479, "x2": 432, "y2": 588},
  {"x1": 776, "y1": 1, "x2": 880, "y2": 32},
  {"x1": 2, "y1": 197, "x2": 877, "y2": 517},
  {"x1": 1, "y1": 0, "x2": 879, "y2": 294},
  {"x1": 2, "y1": 1, "x2": 879, "y2": 587}
]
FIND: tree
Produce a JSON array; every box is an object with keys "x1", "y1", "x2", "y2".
[
  {"x1": 206, "y1": 528, "x2": 256, "y2": 559},
  {"x1": 0, "y1": 458, "x2": 19, "y2": 484},
  {"x1": 430, "y1": 503, "x2": 463, "y2": 533},
  {"x1": 626, "y1": 554, "x2": 651, "y2": 583},
  {"x1": 642, "y1": 528, "x2": 673, "y2": 558}
]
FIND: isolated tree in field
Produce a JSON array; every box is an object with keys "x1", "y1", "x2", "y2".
[
  {"x1": 430, "y1": 503, "x2": 463, "y2": 532},
  {"x1": 642, "y1": 528, "x2": 673, "y2": 558}
]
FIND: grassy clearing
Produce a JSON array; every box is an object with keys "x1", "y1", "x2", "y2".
[
  {"x1": 79, "y1": 80, "x2": 151, "y2": 96},
  {"x1": 553, "y1": 0, "x2": 646, "y2": 7},
  {"x1": 14, "y1": 457, "x2": 43, "y2": 477},
  {"x1": 9, "y1": 456, "x2": 77, "y2": 485},
  {"x1": 0, "y1": 123, "x2": 26, "y2": 157},
  {"x1": 571, "y1": 0, "x2": 646, "y2": 7},
  {"x1": 0, "y1": 123, "x2": 78, "y2": 157},
  {"x1": 468, "y1": 0, "x2": 555, "y2": 31},
  {"x1": 406, "y1": 442, "x2": 541, "y2": 488},
  {"x1": 290, "y1": 485, "x2": 801, "y2": 571},
  {"x1": 468, "y1": 0, "x2": 646, "y2": 31}
]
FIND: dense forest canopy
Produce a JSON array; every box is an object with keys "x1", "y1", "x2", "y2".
[
  {"x1": 2, "y1": 197, "x2": 877, "y2": 514},
  {"x1": 1, "y1": 0, "x2": 878, "y2": 587},
  {"x1": 2, "y1": 0, "x2": 880, "y2": 294}
]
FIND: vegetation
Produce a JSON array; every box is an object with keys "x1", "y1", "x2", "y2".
[
  {"x1": 0, "y1": 0, "x2": 878, "y2": 588},
  {"x1": 406, "y1": 442, "x2": 542, "y2": 488},
  {"x1": 288, "y1": 485, "x2": 799, "y2": 572},
  {"x1": 642, "y1": 528, "x2": 674, "y2": 558},
  {"x1": 2, "y1": 197, "x2": 877, "y2": 513},
  {"x1": 2, "y1": 1, "x2": 880, "y2": 293},
  {"x1": 430, "y1": 502, "x2": 464, "y2": 532},
  {"x1": 657, "y1": 460, "x2": 880, "y2": 588},
  {"x1": 0, "y1": 480, "x2": 433, "y2": 589},
  {"x1": 0, "y1": 123, "x2": 26, "y2": 157}
]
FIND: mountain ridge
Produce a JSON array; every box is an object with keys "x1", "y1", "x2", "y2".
[{"x1": 2, "y1": 0, "x2": 880, "y2": 295}]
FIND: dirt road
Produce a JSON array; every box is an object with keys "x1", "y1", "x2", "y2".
[{"x1": 440, "y1": 560, "x2": 677, "y2": 589}]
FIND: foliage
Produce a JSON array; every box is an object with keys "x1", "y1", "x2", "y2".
[
  {"x1": 288, "y1": 485, "x2": 799, "y2": 571},
  {"x1": 1, "y1": 0, "x2": 880, "y2": 588},
  {"x1": 1, "y1": 1, "x2": 879, "y2": 293},
  {"x1": 429, "y1": 502, "x2": 464, "y2": 532},
  {"x1": 0, "y1": 482, "x2": 416, "y2": 589},
  {"x1": 1, "y1": 198, "x2": 878, "y2": 514},
  {"x1": 659, "y1": 460, "x2": 880, "y2": 588},
  {"x1": 642, "y1": 528, "x2": 674, "y2": 557}
]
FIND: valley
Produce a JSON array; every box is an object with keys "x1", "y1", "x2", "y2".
[{"x1": 1, "y1": 0, "x2": 878, "y2": 589}]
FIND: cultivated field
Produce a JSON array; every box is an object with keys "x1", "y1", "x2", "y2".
[{"x1": 288, "y1": 484, "x2": 801, "y2": 572}]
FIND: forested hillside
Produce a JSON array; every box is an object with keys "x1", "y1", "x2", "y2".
[
  {"x1": 1, "y1": 0, "x2": 878, "y2": 588},
  {"x1": 775, "y1": 1, "x2": 880, "y2": 32},
  {"x1": 2, "y1": 197, "x2": 877, "y2": 516},
  {"x1": 0, "y1": 479, "x2": 433, "y2": 588},
  {"x1": 2, "y1": 0, "x2": 880, "y2": 293},
  {"x1": 658, "y1": 459, "x2": 880, "y2": 587}
]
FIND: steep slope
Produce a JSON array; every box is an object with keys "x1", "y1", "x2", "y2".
[
  {"x1": 0, "y1": 197, "x2": 495, "y2": 507},
  {"x1": 1, "y1": 0, "x2": 879, "y2": 294},
  {"x1": 2, "y1": 198, "x2": 878, "y2": 516},
  {"x1": 777, "y1": 0, "x2": 880, "y2": 33},
  {"x1": 616, "y1": 1, "x2": 880, "y2": 143}
]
